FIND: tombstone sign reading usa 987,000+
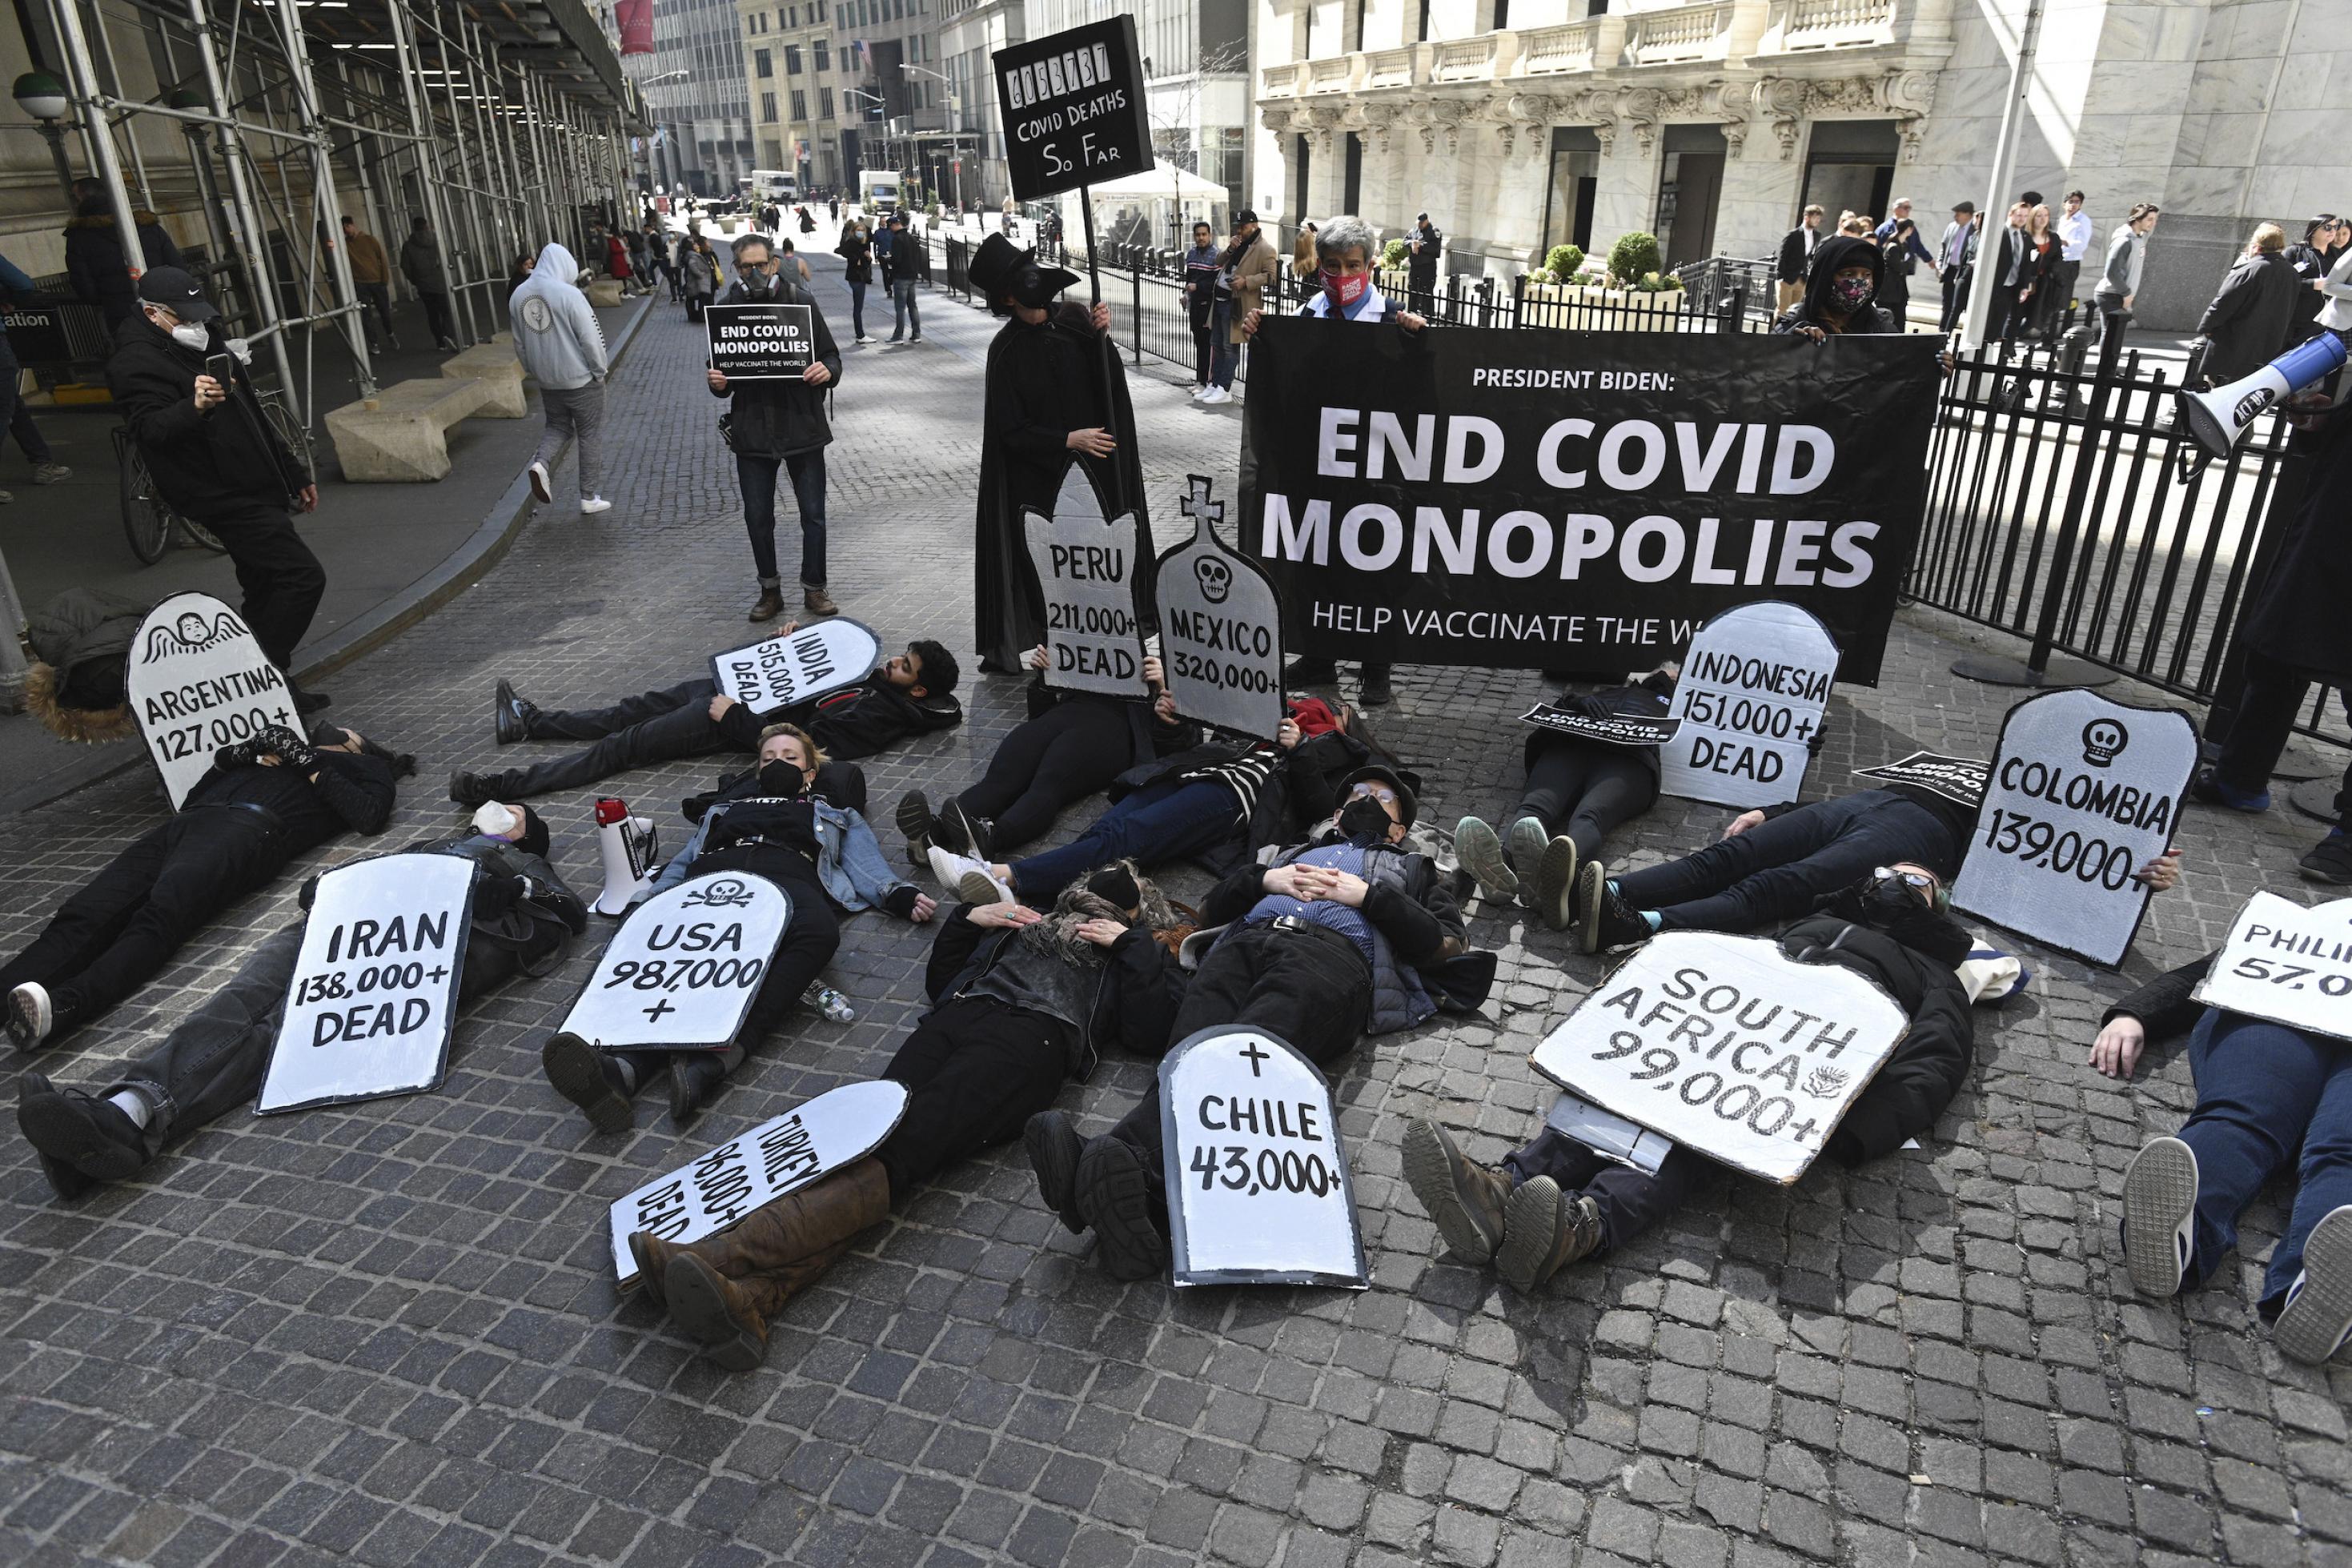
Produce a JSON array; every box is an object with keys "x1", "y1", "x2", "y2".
[
  {"x1": 1950, "y1": 688, "x2": 2198, "y2": 968},
  {"x1": 1160, "y1": 1026, "x2": 1369, "y2": 1289},
  {"x1": 558, "y1": 872, "x2": 791, "y2": 1051},
  {"x1": 1154, "y1": 474, "x2": 1286, "y2": 740},
  {"x1": 608, "y1": 1080, "x2": 909, "y2": 1287},
  {"x1": 126, "y1": 590, "x2": 304, "y2": 810},
  {"x1": 255, "y1": 853, "x2": 476, "y2": 1115},
  {"x1": 1026, "y1": 459, "x2": 1150, "y2": 699},
  {"x1": 708, "y1": 617, "x2": 882, "y2": 716},
  {"x1": 1529, "y1": 931, "x2": 1909, "y2": 1185},
  {"x1": 991, "y1": 17, "x2": 1154, "y2": 201},
  {"x1": 1659, "y1": 600, "x2": 1839, "y2": 809}
]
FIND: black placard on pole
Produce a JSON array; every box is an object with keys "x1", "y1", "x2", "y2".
[{"x1": 992, "y1": 18, "x2": 1152, "y2": 203}]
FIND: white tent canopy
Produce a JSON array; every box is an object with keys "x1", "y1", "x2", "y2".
[
  {"x1": 1083, "y1": 162, "x2": 1229, "y2": 202},
  {"x1": 1059, "y1": 162, "x2": 1230, "y2": 256}
]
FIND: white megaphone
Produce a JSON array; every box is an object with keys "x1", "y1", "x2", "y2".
[
  {"x1": 2178, "y1": 333, "x2": 2346, "y2": 461},
  {"x1": 592, "y1": 795, "x2": 660, "y2": 917}
]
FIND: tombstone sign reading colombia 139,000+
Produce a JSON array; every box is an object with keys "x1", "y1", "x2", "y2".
[
  {"x1": 126, "y1": 589, "x2": 303, "y2": 810},
  {"x1": 708, "y1": 617, "x2": 883, "y2": 717},
  {"x1": 558, "y1": 872, "x2": 792, "y2": 1051}
]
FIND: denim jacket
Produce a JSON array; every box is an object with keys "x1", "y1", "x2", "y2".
[{"x1": 642, "y1": 795, "x2": 911, "y2": 912}]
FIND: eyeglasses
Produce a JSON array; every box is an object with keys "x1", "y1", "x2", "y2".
[
  {"x1": 1873, "y1": 867, "x2": 1938, "y2": 893},
  {"x1": 1347, "y1": 782, "x2": 1398, "y2": 805}
]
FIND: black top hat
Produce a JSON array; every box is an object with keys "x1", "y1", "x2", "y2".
[
  {"x1": 135, "y1": 265, "x2": 218, "y2": 323},
  {"x1": 966, "y1": 231, "x2": 1081, "y2": 311}
]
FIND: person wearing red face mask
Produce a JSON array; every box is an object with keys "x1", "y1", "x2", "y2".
[{"x1": 1240, "y1": 215, "x2": 1425, "y2": 707}]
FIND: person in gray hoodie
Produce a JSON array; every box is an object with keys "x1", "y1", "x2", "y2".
[
  {"x1": 2093, "y1": 203, "x2": 2160, "y2": 374},
  {"x1": 511, "y1": 240, "x2": 612, "y2": 515}
]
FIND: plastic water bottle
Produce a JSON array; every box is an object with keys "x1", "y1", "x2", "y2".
[{"x1": 805, "y1": 984, "x2": 856, "y2": 1023}]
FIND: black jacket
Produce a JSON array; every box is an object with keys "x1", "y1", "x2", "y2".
[
  {"x1": 684, "y1": 758, "x2": 869, "y2": 823},
  {"x1": 2197, "y1": 250, "x2": 2298, "y2": 384},
  {"x1": 2100, "y1": 951, "x2": 2214, "y2": 1040},
  {"x1": 1407, "y1": 224, "x2": 1442, "y2": 283},
  {"x1": 1776, "y1": 912, "x2": 1974, "y2": 1167},
  {"x1": 1106, "y1": 727, "x2": 1366, "y2": 877},
  {"x1": 106, "y1": 315, "x2": 307, "y2": 518},
  {"x1": 301, "y1": 830, "x2": 590, "y2": 989},
  {"x1": 924, "y1": 904, "x2": 1186, "y2": 1079},
  {"x1": 183, "y1": 750, "x2": 397, "y2": 848},
  {"x1": 1772, "y1": 234, "x2": 1901, "y2": 337},
  {"x1": 2239, "y1": 403, "x2": 2352, "y2": 682},
  {"x1": 1027, "y1": 679, "x2": 1198, "y2": 765},
  {"x1": 713, "y1": 674, "x2": 963, "y2": 762},
  {"x1": 399, "y1": 229, "x2": 449, "y2": 293},
  {"x1": 710, "y1": 278, "x2": 843, "y2": 458},
  {"x1": 64, "y1": 211, "x2": 182, "y2": 323},
  {"x1": 1776, "y1": 225, "x2": 1817, "y2": 284},
  {"x1": 880, "y1": 230, "x2": 919, "y2": 285},
  {"x1": 835, "y1": 231, "x2": 874, "y2": 285}
]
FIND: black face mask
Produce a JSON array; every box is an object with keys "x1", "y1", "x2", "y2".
[
  {"x1": 1834, "y1": 872, "x2": 1971, "y2": 969},
  {"x1": 758, "y1": 760, "x2": 807, "y2": 797},
  {"x1": 1337, "y1": 797, "x2": 1394, "y2": 841},
  {"x1": 739, "y1": 266, "x2": 777, "y2": 297}
]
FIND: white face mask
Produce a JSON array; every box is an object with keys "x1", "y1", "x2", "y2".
[
  {"x1": 168, "y1": 320, "x2": 209, "y2": 350},
  {"x1": 473, "y1": 802, "x2": 524, "y2": 840}
]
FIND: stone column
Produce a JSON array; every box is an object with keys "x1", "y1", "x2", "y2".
[{"x1": 1590, "y1": 114, "x2": 1662, "y2": 260}]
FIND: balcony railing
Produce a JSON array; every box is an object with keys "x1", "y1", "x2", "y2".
[
  {"x1": 1625, "y1": 1, "x2": 1734, "y2": 65},
  {"x1": 1519, "y1": 22, "x2": 1599, "y2": 76}
]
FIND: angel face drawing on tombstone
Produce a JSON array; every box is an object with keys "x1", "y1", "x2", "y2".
[{"x1": 146, "y1": 608, "x2": 248, "y2": 660}]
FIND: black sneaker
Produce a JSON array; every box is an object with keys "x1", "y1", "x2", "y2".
[
  {"x1": 668, "y1": 1053, "x2": 726, "y2": 1123},
  {"x1": 896, "y1": 790, "x2": 935, "y2": 864},
  {"x1": 1577, "y1": 870, "x2": 1652, "y2": 954},
  {"x1": 540, "y1": 1033, "x2": 633, "y2": 1133},
  {"x1": 2189, "y1": 767, "x2": 2270, "y2": 813},
  {"x1": 17, "y1": 1076, "x2": 148, "y2": 1196},
  {"x1": 2300, "y1": 832, "x2": 2352, "y2": 887},
  {"x1": 448, "y1": 770, "x2": 497, "y2": 809},
  {"x1": 1357, "y1": 664, "x2": 1394, "y2": 707},
  {"x1": 492, "y1": 679, "x2": 539, "y2": 745},
  {"x1": 941, "y1": 798, "x2": 992, "y2": 860},
  {"x1": 1074, "y1": 1137, "x2": 1168, "y2": 1281},
  {"x1": 1283, "y1": 656, "x2": 1339, "y2": 687},
  {"x1": 1024, "y1": 1110, "x2": 1086, "y2": 1233}
]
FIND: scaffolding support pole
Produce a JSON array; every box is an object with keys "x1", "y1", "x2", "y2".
[
  {"x1": 47, "y1": 0, "x2": 145, "y2": 273},
  {"x1": 269, "y1": 0, "x2": 371, "y2": 407},
  {"x1": 383, "y1": 0, "x2": 476, "y2": 350},
  {"x1": 179, "y1": 0, "x2": 299, "y2": 403}
]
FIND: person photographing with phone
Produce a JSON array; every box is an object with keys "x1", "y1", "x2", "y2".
[{"x1": 107, "y1": 267, "x2": 327, "y2": 711}]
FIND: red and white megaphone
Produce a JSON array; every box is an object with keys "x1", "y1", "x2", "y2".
[
  {"x1": 592, "y1": 796, "x2": 660, "y2": 917},
  {"x1": 2178, "y1": 333, "x2": 2346, "y2": 461}
]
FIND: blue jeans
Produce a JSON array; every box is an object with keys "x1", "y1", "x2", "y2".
[
  {"x1": 2178, "y1": 1010, "x2": 2352, "y2": 1311},
  {"x1": 738, "y1": 449, "x2": 827, "y2": 587},
  {"x1": 845, "y1": 278, "x2": 867, "y2": 339},
  {"x1": 1504, "y1": 1127, "x2": 1712, "y2": 1254},
  {"x1": 890, "y1": 279, "x2": 919, "y2": 339},
  {"x1": 1614, "y1": 790, "x2": 1955, "y2": 933},
  {"x1": 1009, "y1": 779, "x2": 1238, "y2": 901},
  {"x1": 1209, "y1": 307, "x2": 1238, "y2": 389}
]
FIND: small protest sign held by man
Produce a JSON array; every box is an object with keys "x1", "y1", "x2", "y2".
[
  {"x1": 708, "y1": 618, "x2": 883, "y2": 716},
  {"x1": 126, "y1": 591, "x2": 303, "y2": 809},
  {"x1": 256, "y1": 853, "x2": 476, "y2": 1114},
  {"x1": 1025, "y1": 461, "x2": 1149, "y2": 698},
  {"x1": 704, "y1": 301, "x2": 815, "y2": 378},
  {"x1": 557, "y1": 872, "x2": 792, "y2": 1050},
  {"x1": 1159, "y1": 1026, "x2": 1369, "y2": 1289},
  {"x1": 1155, "y1": 475, "x2": 1285, "y2": 740},
  {"x1": 1951, "y1": 689, "x2": 2197, "y2": 967},
  {"x1": 1852, "y1": 752, "x2": 1989, "y2": 810},
  {"x1": 608, "y1": 1080, "x2": 909, "y2": 1286},
  {"x1": 1529, "y1": 931, "x2": 1909, "y2": 1185},
  {"x1": 1660, "y1": 602, "x2": 1839, "y2": 809},
  {"x1": 2191, "y1": 892, "x2": 2352, "y2": 1043}
]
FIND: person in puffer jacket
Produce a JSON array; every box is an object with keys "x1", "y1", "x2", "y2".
[{"x1": 511, "y1": 240, "x2": 612, "y2": 515}]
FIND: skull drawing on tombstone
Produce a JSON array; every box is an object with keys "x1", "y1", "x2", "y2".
[
  {"x1": 1194, "y1": 554, "x2": 1232, "y2": 605},
  {"x1": 2079, "y1": 717, "x2": 2129, "y2": 768}
]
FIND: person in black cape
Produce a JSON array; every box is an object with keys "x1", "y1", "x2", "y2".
[{"x1": 969, "y1": 234, "x2": 1150, "y2": 674}]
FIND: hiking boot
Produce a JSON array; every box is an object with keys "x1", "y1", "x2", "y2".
[
  {"x1": 1074, "y1": 1137, "x2": 1168, "y2": 1281},
  {"x1": 803, "y1": 585, "x2": 840, "y2": 617},
  {"x1": 1024, "y1": 1110, "x2": 1087, "y2": 1233},
  {"x1": 895, "y1": 790, "x2": 934, "y2": 864},
  {"x1": 1535, "y1": 837, "x2": 1582, "y2": 932},
  {"x1": 1283, "y1": 656, "x2": 1339, "y2": 687},
  {"x1": 1357, "y1": 664, "x2": 1394, "y2": 707},
  {"x1": 7, "y1": 982, "x2": 54, "y2": 1050},
  {"x1": 748, "y1": 585, "x2": 785, "y2": 622},
  {"x1": 448, "y1": 770, "x2": 498, "y2": 809},
  {"x1": 1495, "y1": 1178, "x2": 1604, "y2": 1293},
  {"x1": 655, "y1": 1157, "x2": 892, "y2": 1369},
  {"x1": 2274, "y1": 1205, "x2": 2352, "y2": 1365},
  {"x1": 1401, "y1": 1119, "x2": 1510, "y2": 1265},
  {"x1": 2300, "y1": 831, "x2": 2352, "y2": 887},
  {"x1": 17, "y1": 1076, "x2": 148, "y2": 1197},
  {"x1": 668, "y1": 1053, "x2": 728, "y2": 1122},
  {"x1": 2189, "y1": 767, "x2": 2270, "y2": 814},
  {"x1": 1578, "y1": 870, "x2": 1652, "y2": 955},
  {"x1": 1453, "y1": 816, "x2": 1516, "y2": 903},
  {"x1": 1505, "y1": 817, "x2": 1551, "y2": 908},
  {"x1": 2121, "y1": 1137, "x2": 2198, "y2": 1297},
  {"x1": 941, "y1": 798, "x2": 993, "y2": 860},
  {"x1": 541, "y1": 1032, "x2": 633, "y2": 1133},
  {"x1": 492, "y1": 678, "x2": 538, "y2": 744}
]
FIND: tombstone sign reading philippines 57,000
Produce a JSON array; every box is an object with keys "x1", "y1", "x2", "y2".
[
  {"x1": 126, "y1": 590, "x2": 303, "y2": 810},
  {"x1": 608, "y1": 1080, "x2": 909, "y2": 1287},
  {"x1": 1659, "y1": 601, "x2": 1839, "y2": 809},
  {"x1": 1530, "y1": 932, "x2": 1910, "y2": 1185},
  {"x1": 1160, "y1": 1026, "x2": 1369, "y2": 1289},
  {"x1": 1026, "y1": 460, "x2": 1150, "y2": 699},
  {"x1": 1154, "y1": 474, "x2": 1286, "y2": 740},
  {"x1": 1951, "y1": 689, "x2": 2198, "y2": 968},
  {"x1": 558, "y1": 873, "x2": 791, "y2": 1051},
  {"x1": 255, "y1": 853, "x2": 476, "y2": 1115},
  {"x1": 704, "y1": 301, "x2": 815, "y2": 379},
  {"x1": 2191, "y1": 892, "x2": 2352, "y2": 1044},
  {"x1": 708, "y1": 618, "x2": 882, "y2": 716}
]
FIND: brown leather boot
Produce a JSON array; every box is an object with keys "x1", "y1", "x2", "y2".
[
  {"x1": 1495, "y1": 1177, "x2": 1604, "y2": 1293},
  {"x1": 632, "y1": 1156, "x2": 890, "y2": 1319},
  {"x1": 747, "y1": 585, "x2": 785, "y2": 622},
  {"x1": 802, "y1": 584, "x2": 839, "y2": 617},
  {"x1": 666, "y1": 1241, "x2": 850, "y2": 1369}
]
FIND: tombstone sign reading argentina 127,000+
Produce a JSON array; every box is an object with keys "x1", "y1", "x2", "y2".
[{"x1": 126, "y1": 590, "x2": 303, "y2": 809}]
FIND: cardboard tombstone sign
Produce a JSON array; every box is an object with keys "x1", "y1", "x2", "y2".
[
  {"x1": 1154, "y1": 474, "x2": 1285, "y2": 740},
  {"x1": 1159, "y1": 1026, "x2": 1369, "y2": 1289},
  {"x1": 255, "y1": 853, "x2": 476, "y2": 1114},
  {"x1": 2191, "y1": 892, "x2": 2352, "y2": 1044},
  {"x1": 705, "y1": 301, "x2": 815, "y2": 377},
  {"x1": 1660, "y1": 601, "x2": 1839, "y2": 809},
  {"x1": 125, "y1": 591, "x2": 303, "y2": 810},
  {"x1": 558, "y1": 872, "x2": 792, "y2": 1051},
  {"x1": 992, "y1": 17, "x2": 1154, "y2": 201},
  {"x1": 1529, "y1": 931, "x2": 1909, "y2": 1185},
  {"x1": 1520, "y1": 704, "x2": 1681, "y2": 748},
  {"x1": 1852, "y1": 751, "x2": 1989, "y2": 809},
  {"x1": 1025, "y1": 460, "x2": 1150, "y2": 698},
  {"x1": 1950, "y1": 690, "x2": 2197, "y2": 968},
  {"x1": 708, "y1": 618, "x2": 883, "y2": 716},
  {"x1": 608, "y1": 1079, "x2": 909, "y2": 1286}
]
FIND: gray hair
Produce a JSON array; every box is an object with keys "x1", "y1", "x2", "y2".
[
  {"x1": 730, "y1": 232, "x2": 773, "y2": 263},
  {"x1": 1315, "y1": 214, "x2": 1377, "y2": 264}
]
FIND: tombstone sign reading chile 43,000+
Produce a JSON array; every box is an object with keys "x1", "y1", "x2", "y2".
[
  {"x1": 126, "y1": 590, "x2": 303, "y2": 810},
  {"x1": 1154, "y1": 474, "x2": 1286, "y2": 740},
  {"x1": 558, "y1": 872, "x2": 792, "y2": 1051}
]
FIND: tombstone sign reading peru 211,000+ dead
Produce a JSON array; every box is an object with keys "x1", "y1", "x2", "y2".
[{"x1": 1026, "y1": 460, "x2": 1150, "y2": 699}]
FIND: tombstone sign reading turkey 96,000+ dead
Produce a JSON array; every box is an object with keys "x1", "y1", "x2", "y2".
[
  {"x1": 1026, "y1": 460, "x2": 1150, "y2": 699},
  {"x1": 1154, "y1": 474, "x2": 1286, "y2": 740}
]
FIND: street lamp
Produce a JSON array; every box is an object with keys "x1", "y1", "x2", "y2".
[
  {"x1": 13, "y1": 69, "x2": 78, "y2": 207},
  {"x1": 843, "y1": 87, "x2": 887, "y2": 193},
  {"x1": 900, "y1": 63, "x2": 961, "y2": 214}
]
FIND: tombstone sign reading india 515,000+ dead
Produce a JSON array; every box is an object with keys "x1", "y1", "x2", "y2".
[
  {"x1": 1154, "y1": 474, "x2": 1286, "y2": 740},
  {"x1": 559, "y1": 873, "x2": 792, "y2": 1052},
  {"x1": 1659, "y1": 600, "x2": 1840, "y2": 809},
  {"x1": 708, "y1": 618, "x2": 883, "y2": 717},
  {"x1": 126, "y1": 590, "x2": 303, "y2": 810},
  {"x1": 1026, "y1": 460, "x2": 1150, "y2": 699}
]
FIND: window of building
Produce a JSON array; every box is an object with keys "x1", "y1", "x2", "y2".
[
  {"x1": 791, "y1": 89, "x2": 808, "y2": 119},
  {"x1": 788, "y1": 5, "x2": 797, "y2": 22},
  {"x1": 814, "y1": 39, "x2": 829, "y2": 70},
  {"x1": 754, "y1": 47, "x2": 773, "y2": 77},
  {"x1": 820, "y1": 86, "x2": 834, "y2": 118},
  {"x1": 784, "y1": 43, "x2": 802, "y2": 73},
  {"x1": 761, "y1": 90, "x2": 778, "y2": 120}
]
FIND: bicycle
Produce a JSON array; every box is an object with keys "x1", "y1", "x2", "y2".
[{"x1": 116, "y1": 384, "x2": 311, "y2": 564}]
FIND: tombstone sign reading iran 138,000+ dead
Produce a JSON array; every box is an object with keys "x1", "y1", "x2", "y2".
[
  {"x1": 125, "y1": 590, "x2": 303, "y2": 810},
  {"x1": 1026, "y1": 460, "x2": 1150, "y2": 699},
  {"x1": 1659, "y1": 601, "x2": 1839, "y2": 809},
  {"x1": 1154, "y1": 474, "x2": 1286, "y2": 740},
  {"x1": 557, "y1": 872, "x2": 792, "y2": 1052}
]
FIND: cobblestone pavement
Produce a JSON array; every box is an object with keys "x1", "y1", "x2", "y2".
[{"x1": 2, "y1": 251, "x2": 2347, "y2": 1568}]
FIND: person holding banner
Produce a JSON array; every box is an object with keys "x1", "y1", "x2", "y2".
[
  {"x1": 2098, "y1": 953, "x2": 2352, "y2": 1365},
  {"x1": 628, "y1": 864, "x2": 1187, "y2": 1369},
  {"x1": 897, "y1": 645, "x2": 1194, "y2": 864},
  {"x1": 452, "y1": 633, "x2": 959, "y2": 806},
  {"x1": 967, "y1": 232, "x2": 1144, "y2": 674},
  {"x1": 541, "y1": 724, "x2": 937, "y2": 1128},
  {"x1": 3, "y1": 725, "x2": 407, "y2": 1053},
  {"x1": 1772, "y1": 234, "x2": 1902, "y2": 339},
  {"x1": 708, "y1": 233, "x2": 844, "y2": 623},
  {"x1": 1241, "y1": 215, "x2": 1425, "y2": 708},
  {"x1": 1404, "y1": 864, "x2": 1980, "y2": 1292},
  {"x1": 1026, "y1": 764, "x2": 1491, "y2": 1279},
  {"x1": 14, "y1": 804, "x2": 586, "y2": 1199}
]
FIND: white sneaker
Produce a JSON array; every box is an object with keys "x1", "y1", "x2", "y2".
[
  {"x1": 579, "y1": 496, "x2": 612, "y2": 515},
  {"x1": 927, "y1": 845, "x2": 1012, "y2": 904},
  {"x1": 2121, "y1": 1137, "x2": 2199, "y2": 1297},
  {"x1": 1190, "y1": 384, "x2": 1209, "y2": 400},
  {"x1": 7, "y1": 982, "x2": 54, "y2": 1050},
  {"x1": 528, "y1": 460, "x2": 552, "y2": 503},
  {"x1": 854, "y1": 335, "x2": 874, "y2": 344},
  {"x1": 1202, "y1": 386, "x2": 1231, "y2": 405},
  {"x1": 2275, "y1": 1205, "x2": 2352, "y2": 1365}
]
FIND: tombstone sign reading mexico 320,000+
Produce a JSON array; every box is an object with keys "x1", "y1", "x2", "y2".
[
  {"x1": 1950, "y1": 688, "x2": 2197, "y2": 968},
  {"x1": 1026, "y1": 460, "x2": 1150, "y2": 699},
  {"x1": 126, "y1": 590, "x2": 303, "y2": 810},
  {"x1": 1154, "y1": 474, "x2": 1286, "y2": 741},
  {"x1": 708, "y1": 617, "x2": 882, "y2": 716},
  {"x1": 559, "y1": 873, "x2": 792, "y2": 1051},
  {"x1": 1659, "y1": 600, "x2": 1839, "y2": 809}
]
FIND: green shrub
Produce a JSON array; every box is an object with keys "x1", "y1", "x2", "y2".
[
  {"x1": 1607, "y1": 231, "x2": 1663, "y2": 287},
  {"x1": 1544, "y1": 243, "x2": 1584, "y2": 283},
  {"x1": 1381, "y1": 237, "x2": 1409, "y2": 268}
]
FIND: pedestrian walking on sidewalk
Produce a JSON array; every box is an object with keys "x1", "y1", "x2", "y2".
[
  {"x1": 401, "y1": 215, "x2": 460, "y2": 351},
  {"x1": 836, "y1": 219, "x2": 874, "y2": 343},
  {"x1": 1182, "y1": 221, "x2": 1219, "y2": 393},
  {"x1": 512, "y1": 241, "x2": 612, "y2": 516},
  {"x1": 2093, "y1": 203, "x2": 2160, "y2": 374},
  {"x1": 709, "y1": 233, "x2": 844, "y2": 623},
  {"x1": 680, "y1": 232, "x2": 721, "y2": 321},
  {"x1": 107, "y1": 267, "x2": 327, "y2": 708},
  {"x1": 1937, "y1": 203, "x2": 1979, "y2": 335},
  {"x1": 884, "y1": 213, "x2": 922, "y2": 343},
  {"x1": 340, "y1": 215, "x2": 397, "y2": 350},
  {"x1": 2197, "y1": 223, "x2": 2298, "y2": 387}
]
